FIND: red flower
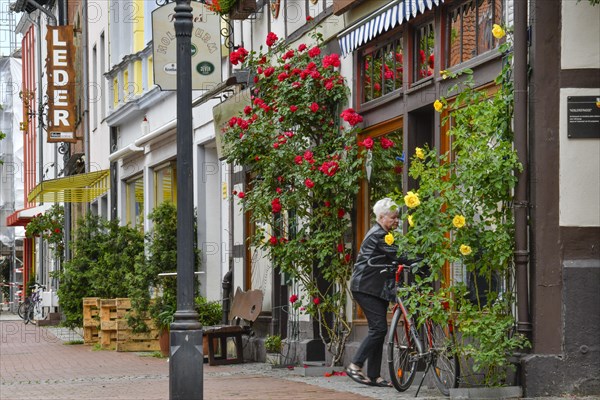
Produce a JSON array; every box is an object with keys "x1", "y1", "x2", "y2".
[
  {"x1": 340, "y1": 108, "x2": 363, "y2": 127},
  {"x1": 266, "y1": 32, "x2": 278, "y2": 47},
  {"x1": 360, "y1": 137, "x2": 374, "y2": 149},
  {"x1": 337, "y1": 209, "x2": 345, "y2": 219},
  {"x1": 344, "y1": 253, "x2": 352, "y2": 263},
  {"x1": 324, "y1": 201, "x2": 331, "y2": 207},
  {"x1": 298, "y1": 43, "x2": 307, "y2": 52},
  {"x1": 310, "y1": 102, "x2": 319, "y2": 113},
  {"x1": 277, "y1": 72, "x2": 288, "y2": 82},
  {"x1": 337, "y1": 243, "x2": 344, "y2": 253},
  {"x1": 282, "y1": 50, "x2": 295, "y2": 60},
  {"x1": 308, "y1": 46, "x2": 321, "y2": 58},
  {"x1": 319, "y1": 161, "x2": 339, "y2": 176},
  {"x1": 269, "y1": 236, "x2": 278, "y2": 245},
  {"x1": 294, "y1": 155, "x2": 303, "y2": 165},
  {"x1": 289, "y1": 294, "x2": 299, "y2": 303},
  {"x1": 264, "y1": 67, "x2": 275, "y2": 77},
  {"x1": 290, "y1": 105, "x2": 298, "y2": 112},
  {"x1": 243, "y1": 105, "x2": 252, "y2": 115},
  {"x1": 419, "y1": 49, "x2": 426, "y2": 64},
  {"x1": 272, "y1": 198, "x2": 282, "y2": 213},
  {"x1": 304, "y1": 178, "x2": 315, "y2": 188},
  {"x1": 313, "y1": 297, "x2": 321, "y2": 305},
  {"x1": 322, "y1": 53, "x2": 341, "y2": 68},
  {"x1": 237, "y1": 191, "x2": 245, "y2": 198},
  {"x1": 54, "y1": 228, "x2": 61, "y2": 234},
  {"x1": 380, "y1": 137, "x2": 394, "y2": 149},
  {"x1": 306, "y1": 15, "x2": 313, "y2": 21},
  {"x1": 428, "y1": 54, "x2": 434, "y2": 69}
]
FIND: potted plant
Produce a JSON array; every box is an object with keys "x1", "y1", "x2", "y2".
[
  {"x1": 154, "y1": 302, "x2": 175, "y2": 357},
  {"x1": 264, "y1": 334, "x2": 282, "y2": 365}
]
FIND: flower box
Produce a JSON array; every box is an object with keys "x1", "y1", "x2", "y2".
[{"x1": 229, "y1": 0, "x2": 257, "y2": 20}]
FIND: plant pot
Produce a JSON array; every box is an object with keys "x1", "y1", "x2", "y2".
[
  {"x1": 229, "y1": 0, "x2": 257, "y2": 20},
  {"x1": 159, "y1": 329, "x2": 170, "y2": 357},
  {"x1": 266, "y1": 352, "x2": 282, "y2": 365}
]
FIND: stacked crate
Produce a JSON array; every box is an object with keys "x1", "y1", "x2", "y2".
[
  {"x1": 82, "y1": 297, "x2": 159, "y2": 352},
  {"x1": 82, "y1": 297, "x2": 100, "y2": 344}
]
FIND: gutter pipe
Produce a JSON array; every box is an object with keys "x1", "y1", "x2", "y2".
[{"x1": 513, "y1": 0, "x2": 531, "y2": 336}]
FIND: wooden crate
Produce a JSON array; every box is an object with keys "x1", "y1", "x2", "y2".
[
  {"x1": 116, "y1": 328, "x2": 160, "y2": 352},
  {"x1": 82, "y1": 298, "x2": 100, "y2": 344},
  {"x1": 99, "y1": 299, "x2": 118, "y2": 349}
]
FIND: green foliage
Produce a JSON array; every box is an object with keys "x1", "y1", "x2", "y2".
[
  {"x1": 195, "y1": 295, "x2": 223, "y2": 327},
  {"x1": 264, "y1": 334, "x2": 282, "y2": 353},
  {"x1": 54, "y1": 213, "x2": 144, "y2": 328},
  {"x1": 222, "y1": 30, "x2": 398, "y2": 365},
  {"x1": 25, "y1": 205, "x2": 65, "y2": 261},
  {"x1": 388, "y1": 26, "x2": 529, "y2": 386}
]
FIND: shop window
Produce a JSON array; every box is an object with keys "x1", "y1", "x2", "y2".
[
  {"x1": 360, "y1": 35, "x2": 403, "y2": 104},
  {"x1": 446, "y1": 0, "x2": 503, "y2": 68},
  {"x1": 154, "y1": 163, "x2": 177, "y2": 205},
  {"x1": 126, "y1": 175, "x2": 144, "y2": 228},
  {"x1": 414, "y1": 20, "x2": 435, "y2": 83}
]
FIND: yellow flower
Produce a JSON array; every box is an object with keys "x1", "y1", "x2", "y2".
[
  {"x1": 407, "y1": 215, "x2": 414, "y2": 227},
  {"x1": 433, "y1": 99, "x2": 443, "y2": 112},
  {"x1": 384, "y1": 232, "x2": 394, "y2": 245},
  {"x1": 492, "y1": 24, "x2": 505, "y2": 39},
  {"x1": 440, "y1": 70, "x2": 449, "y2": 80},
  {"x1": 404, "y1": 191, "x2": 420, "y2": 209},
  {"x1": 452, "y1": 215, "x2": 466, "y2": 228},
  {"x1": 459, "y1": 244, "x2": 472, "y2": 256},
  {"x1": 415, "y1": 147, "x2": 425, "y2": 160}
]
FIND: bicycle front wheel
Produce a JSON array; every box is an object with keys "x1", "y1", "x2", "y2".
[
  {"x1": 427, "y1": 321, "x2": 460, "y2": 396},
  {"x1": 387, "y1": 308, "x2": 418, "y2": 392},
  {"x1": 24, "y1": 303, "x2": 34, "y2": 325},
  {"x1": 17, "y1": 301, "x2": 27, "y2": 320}
]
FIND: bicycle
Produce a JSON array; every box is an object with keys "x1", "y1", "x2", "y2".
[
  {"x1": 367, "y1": 256, "x2": 459, "y2": 397},
  {"x1": 18, "y1": 283, "x2": 47, "y2": 325}
]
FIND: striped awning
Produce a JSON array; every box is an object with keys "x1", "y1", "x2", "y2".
[
  {"x1": 338, "y1": 0, "x2": 444, "y2": 57},
  {"x1": 27, "y1": 170, "x2": 110, "y2": 203}
]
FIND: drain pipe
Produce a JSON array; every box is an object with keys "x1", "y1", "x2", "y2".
[
  {"x1": 513, "y1": 0, "x2": 531, "y2": 337},
  {"x1": 82, "y1": 0, "x2": 90, "y2": 174}
]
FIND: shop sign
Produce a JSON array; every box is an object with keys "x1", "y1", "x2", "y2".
[
  {"x1": 567, "y1": 96, "x2": 600, "y2": 139},
  {"x1": 152, "y1": 2, "x2": 222, "y2": 91},
  {"x1": 46, "y1": 25, "x2": 77, "y2": 143}
]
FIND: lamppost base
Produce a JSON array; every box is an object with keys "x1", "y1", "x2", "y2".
[{"x1": 169, "y1": 328, "x2": 204, "y2": 399}]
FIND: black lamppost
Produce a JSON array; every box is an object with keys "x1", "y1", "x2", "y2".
[{"x1": 170, "y1": 1, "x2": 203, "y2": 399}]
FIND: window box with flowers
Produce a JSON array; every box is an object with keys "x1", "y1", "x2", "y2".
[
  {"x1": 207, "y1": 0, "x2": 257, "y2": 20},
  {"x1": 222, "y1": 30, "x2": 398, "y2": 366}
]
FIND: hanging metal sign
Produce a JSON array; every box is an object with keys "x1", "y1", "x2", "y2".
[
  {"x1": 46, "y1": 25, "x2": 77, "y2": 143},
  {"x1": 152, "y1": 2, "x2": 222, "y2": 91}
]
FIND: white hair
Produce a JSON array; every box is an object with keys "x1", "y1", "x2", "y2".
[{"x1": 373, "y1": 198, "x2": 398, "y2": 219}]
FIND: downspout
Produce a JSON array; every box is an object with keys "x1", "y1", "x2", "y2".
[
  {"x1": 513, "y1": 0, "x2": 531, "y2": 337},
  {"x1": 35, "y1": 13, "x2": 45, "y2": 286},
  {"x1": 82, "y1": 0, "x2": 90, "y2": 174}
]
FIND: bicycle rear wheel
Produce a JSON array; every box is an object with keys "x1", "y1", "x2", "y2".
[
  {"x1": 387, "y1": 308, "x2": 418, "y2": 392},
  {"x1": 24, "y1": 303, "x2": 34, "y2": 325},
  {"x1": 427, "y1": 320, "x2": 460, "y2": 396},
  {"x1": 17, "y1": 301, "x2": 28, "y2": 320}
]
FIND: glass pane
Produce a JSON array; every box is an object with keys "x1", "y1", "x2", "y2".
[
  {"x1": 155, "y1": 165, "x2": 176, "y2": 205},
  {"x1": 477, "y1": 0, "x2": 494, "y2": 54},
  {"x1": 415, "y1": 22, "x2": 434, "y2": 82},
  {"x1": 448, "y1": 7, "x2": 463, "y2": 67},
  {"x1": 127, "y1": 177, "x2": 144, "y2": 228},
  {"x1": 360, "y1": 35, "x2": 403, "y2": 104},
  {"x1": 366, "y1": 128, "x2": 404, "y2": 225}
]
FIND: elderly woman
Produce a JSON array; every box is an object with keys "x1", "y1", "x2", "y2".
[{"x1": 346, "y1": 197, "x2": 404, "y2": 388}]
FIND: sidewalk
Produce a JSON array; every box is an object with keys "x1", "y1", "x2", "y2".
[{"x1": 0, "y1": 313, "x2": 594, "y2": 400}]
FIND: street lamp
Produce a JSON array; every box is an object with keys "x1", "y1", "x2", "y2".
[{"x1": 170, "y1": 1, "x2": 203, "y2": 399}]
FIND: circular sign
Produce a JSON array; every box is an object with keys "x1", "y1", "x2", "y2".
[{"x1": 196, "y1": 62, "x2": 215, "y2": 76}]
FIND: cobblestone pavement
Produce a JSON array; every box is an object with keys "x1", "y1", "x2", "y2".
[{"x1": 1, "y1": 313, "x2": 597, "y2": 400}]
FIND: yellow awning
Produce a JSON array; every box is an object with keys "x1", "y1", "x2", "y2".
[{"x1": 28, "y1": 170, "x2": 110, "y2": 203}]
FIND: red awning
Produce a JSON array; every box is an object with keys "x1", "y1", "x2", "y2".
[{"x1": 6, "y1": 204, "x2": 52, "y2": 227}]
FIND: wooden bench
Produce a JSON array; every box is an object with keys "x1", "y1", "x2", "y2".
[{"x1": 203, "y1": 287, "x2": 263, "y2": 366}]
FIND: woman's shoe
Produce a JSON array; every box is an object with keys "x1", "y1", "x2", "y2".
[{"x1": 345, "y1": 365, "x2": 370, "y2": 385}]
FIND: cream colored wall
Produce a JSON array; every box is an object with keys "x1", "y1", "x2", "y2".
[
  {"x1": 559, "y1": 88, "x2": 600, "y2": 227},
  {"x1": 561, "y1": 1, "x2": 600, "y2": 69}
]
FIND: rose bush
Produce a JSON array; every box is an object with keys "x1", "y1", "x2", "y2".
[{"x1": 222, "y1": 31, "x2": 396, "y2": 365}]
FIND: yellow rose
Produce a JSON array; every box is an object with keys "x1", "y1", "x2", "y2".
[
  {"x1": 407, "y1": 215, "x2": 414, "y2": 227},
  {"x1": 433, "y1": 99, "x2": 443, "y2": 112},
  {"x1": 459, "y1": 244, "x2": 472, "y2": 256},
  {"x1": 492, "y1": 24, "x2": 505, "y2": 39},
  {"x1": 384, "y1": 232, "x2": 394, "y2": 245},
  {"x1": 453, "y1": 215, "x2": 466, "y2": 228},
  {"x1": 440, "y1": 70, "x2": 449, "y2": 80},
  {"x1": 404, "y1": 191, "x2": 420, "y2": 209},
  {"x1": 415, "y1": 147, "x2": 425, "y2": 160}
]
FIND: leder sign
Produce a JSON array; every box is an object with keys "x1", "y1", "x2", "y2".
[
  {"x1": 152, "y1": 2, "x2": 222, "y2": 91},
  {"x1": 46, "y1": 25, "x2": 77, "y2": 143}
]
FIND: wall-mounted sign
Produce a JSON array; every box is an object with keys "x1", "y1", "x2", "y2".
[
  {"x1": 567, "y1": 96, "x2": 600, "y2": 139},
  {"x1": 152, "y1": 2, "x2": 222, "y2": 91},
  {"x1": 46, "y1": 25, "x2": 77, "y2": 143}
]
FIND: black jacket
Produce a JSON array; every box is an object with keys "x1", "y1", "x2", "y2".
[{"x1": 350, "y1": 223, "x2": 402, "y2": 302}]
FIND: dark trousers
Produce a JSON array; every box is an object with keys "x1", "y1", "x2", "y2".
[{"x1": 351, "y1": 291, "x2": 389, "y2": 380}]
